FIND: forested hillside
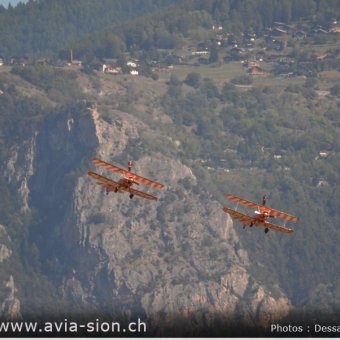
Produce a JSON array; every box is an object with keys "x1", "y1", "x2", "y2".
[
  {"x1": 55, "y1": 0, "x2": 340, "y2": 64},
  {"x1": 0, "y1": 0, "x2": 180, "y2": 56},
  {"x1": 0, "y1": 0, "x2": 339, "y2": 336},
  {"x1": 1, "y1": 0, "x2": 339, "y2": 58}
]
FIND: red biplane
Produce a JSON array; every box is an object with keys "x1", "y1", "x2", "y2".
[
  {"x1": 87, "y1": 158, "x2": 164, "y2": 200},
  {"x1": 222, "y1": 194, "x2": 298, "y2": 234}
]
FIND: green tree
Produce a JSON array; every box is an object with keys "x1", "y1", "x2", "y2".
[
  {"x1": 184, "y1": 72, "x2": 201, "y2": 88},
  {"x1": 209, "y1": 44, "x2": 219, "y2": 64}
]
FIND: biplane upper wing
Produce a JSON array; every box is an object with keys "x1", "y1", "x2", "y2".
[
  {"x1": 87, "y1": 171, "x2": 120, "y2": 189},
  {"x1": 264, "y1": 208, "x2": 298, "y2": 222},
  {"x1": 225, "y1": 194, "x2": 260, "y2": 209},
  {"x1": 264, "y1": 221, "x2": 294, "y2": 234},
  {"x1": 225, "y1": 194, "x2": 298, "y2": 222},
  {"x1": 223, "y1": 207, "x2": 254, "y2": 225},
  {"x1": 92, "y1": 158, "x2": 164, "y2": 189}
]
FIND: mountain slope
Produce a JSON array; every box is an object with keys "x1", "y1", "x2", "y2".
[
  {"x1": 0, "y1": 0, "x2": 339, "y2": 335},
  {"x1": 1, "y1": 59, "x2": 339, "y2": 334},
  {"x1": 0, "y1": 74, "x2": 292, "y2": 335}
]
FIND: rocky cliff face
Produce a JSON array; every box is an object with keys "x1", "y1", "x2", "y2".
[
  {"x1": 1, "y1": 84, "x2": 292, "y2": 335},
  {"x1": 0, "y1": 225, "x2": 21, "y2": 320},
  {"x1": 26, "y1": 103, "x2": 290, "y2": 332}
]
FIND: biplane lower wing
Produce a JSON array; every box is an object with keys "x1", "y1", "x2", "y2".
[
  {"x1": 264, "y1": 221, "x2": 294, "y2": 234},
  {"x1": 127, "y1": 187, "x2": 158, "y2": 201},
  {"x1": 92, "y1": 158, "x2": 164, "y2": 189},
  {"x1": 223, "y1": 207, "x2": 294, "y2": 234},
  {"x1": 88, "y1": 171, "x2": 119, "y2": 189},
  {"x1": 222, "y1": 207, "x2": 254, "y2": 225},
  {"x1": 225, "y1": 194, "x2": 298, "y2": 222},
  {"x1": 87, "y1": 171, "x2": 157, "y2": 201}
]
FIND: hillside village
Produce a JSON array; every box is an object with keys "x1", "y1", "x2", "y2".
[{"x1": 1, "y1": 17, "x2": 339, "y2": 82}]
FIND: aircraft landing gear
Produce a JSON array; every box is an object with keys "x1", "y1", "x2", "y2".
[
  {"x1": 114, "y1": 188, "x2": 118, "y2": 193},
  {"x1": 250, "y1": 222, "x2": 254, "y2": 227},
  {"x1": 264, "y1": 228, "x2": 269, "y2": 234},
  {"x1": 129, "y1": 193, "x2": 134, "y2": 199}
]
